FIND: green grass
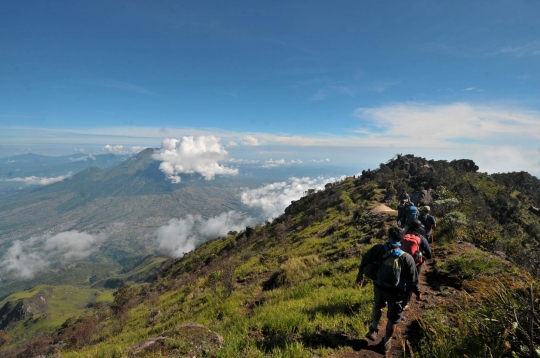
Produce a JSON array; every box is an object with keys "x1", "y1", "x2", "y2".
[
  {"x1": 1, "y1": 285, "x2": 113, "y2": 346},
  {"x1": 434, "y1": 249, "x2": 504, "y2": 286}
]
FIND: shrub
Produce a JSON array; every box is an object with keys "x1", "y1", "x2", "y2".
[{"x1": 435, "y1": 250, "x2": 502, "y2": 286}]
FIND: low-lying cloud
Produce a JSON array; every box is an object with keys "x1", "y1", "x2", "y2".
[
  {"x1": 152, "y1": 136, "x2": 238, "y2": 183},
  {"x1": 102, "y1": 144, "x2": 143, "y2": 154},
  {"x1": 242, "y1": 135, "x2": 260, "y2": 146},
  {"x1": 70, "y1": 154, "x2": 96, "y2": 162},
  {"x1": 155, "y1": 176, "x2": 339, "y2": 258},
  {"x1": 241, "y1": 176, "x2": 337, "y2": 219},
  {"x1": 5, "y1": 172, "x2": 73, "y2": 186},
  {"x1": 0, "y1": 231, "x2": 104, "y2": 279},
  {"x1": 155, "y1": 211, "x2": 255, "y2": 258},
  {"x1": 261, "y1": 158, "x2": 303, "y2": 168}
]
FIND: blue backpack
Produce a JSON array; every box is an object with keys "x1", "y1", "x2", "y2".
[{"x1": 405, "y1": 205, "x2": 418, "y2": 225}]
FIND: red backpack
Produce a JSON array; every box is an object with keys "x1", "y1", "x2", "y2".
[{"x1": 401, "y1": 234, "x2": 423, "y2": 266}]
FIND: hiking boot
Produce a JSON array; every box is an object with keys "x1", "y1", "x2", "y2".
[
  {"x1": 380, "y1": 337, "x2": 391, "y2": 355},
  {"x1": 365, "y1": 327, "x2": 378, "y2": 341}
]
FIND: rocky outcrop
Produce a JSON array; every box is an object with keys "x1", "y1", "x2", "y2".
[
  {"x1": 0, "y1": 291, "x2": 49, "y2": 330},
  {"x1": 450, "y1": 159, "x2": 479, "y2": 173},
  {"x1": 529, "y1": 206, "x2": 540, "y2": 218},
  {"x1": 126, "y1": 322, "x2": 223, "y2": 357},
  {"x1": 385, "y1": 154, "x2": 431, "y2": 174},
  {"x1": 410, "y1": 189, "x2": 433, "y2": 206}
]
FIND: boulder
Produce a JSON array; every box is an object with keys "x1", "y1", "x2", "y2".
[{"x1": 410, "y1": 190, "x2": 432, "y2": 206}]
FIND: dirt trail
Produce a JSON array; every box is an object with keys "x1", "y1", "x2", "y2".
[{"x1": 332, "y1": 258, "x2": 447, "y2": 358}]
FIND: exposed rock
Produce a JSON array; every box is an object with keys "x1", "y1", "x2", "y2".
[
  {"x1": 450, "y1": 159, "x2": 479, "y2": 173},
  {"x1": 410, "y1": 189, "x2": 432, "y2": 206},
  {"x1": 126, "y1": 322, "x2": 223, "y2": 357},
  {"x1": 370, "y1": 204, "x2": 398, "y2": 215},
  {"x1": 529, "y1": 206, "x2": 540, "y2": 218},
  {"x1": 0, "y1": 291, "x2": 49, "y2": 330}
]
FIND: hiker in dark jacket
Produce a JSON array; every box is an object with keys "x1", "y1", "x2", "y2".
[
  {"x1": 419, "y1": 206, "x2": 436, "y2": 238},
  {"x1": 398, "y1": 189, "x2": 410, "y2": 203},
  {"x1": 396, "y1": 199, "x2": 407, "y2": 227},
  {"x1": 356, "y1": 227, "x2": 422, "y2": 355},
  {"x1": 402, "y1": 219, "x2": 432, "y2": 309}
]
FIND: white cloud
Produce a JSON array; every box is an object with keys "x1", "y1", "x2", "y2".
[
  {"x1": 130, "y1": 146, "x2": 145, "y2": 153},
  {"x1": 310, "y1": 158, "x2": 330, "y2": 163},
  {"x1": 261, "y1": 158, "x2": 303, "y2": 168},
  {"x1": 242, "y1": 135, "x2": 260, "y2": 146},
  {"x1": 354, "y1": 102, "x2": 540, "y2": 145},
  {"x1": 462, "y1": 87, "x2": 476, "y2": 91},
  {"x1": 5, "y1": 172, "x2": 72, "y2": 186},
  {"x1": 227, "y1": 141, "x2": 239, "y2": 147},
  {"x1": 4, "y1": 159, "x2": 16, "y2": 164},
  {"x1": 70, "y1": 154, "x2": 96, "y2": 162},
  {"x1": 102, "y1": 144, "x2": 127, "y2": 154},
  {"x1": 241, "y1": 176, "x2": 338, "y2": 219},
  {"x1": 152, "y1": 136, "x2": 238, "y2": 183},
  {"x1": 74, "y1": 148, "x2": 85, "y2": 153},
  {"x1": 155, "y1": 211, "x2": 255, "y2": 258},
  {"x1": 0, "y1": 231, "x2": 103, "y2": 279},
  {"x1": 228, "y1": 158, "x2": 260, "y2": 164}
]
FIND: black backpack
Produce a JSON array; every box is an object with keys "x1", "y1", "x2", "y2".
[{"x1": 364, "y1": 244, "x2": 403, "y2": 287}]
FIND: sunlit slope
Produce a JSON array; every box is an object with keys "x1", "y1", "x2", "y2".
[
  {"x1": 0, "y1": 285, "x2": 113, "y2": 346},
  {"x1": 57, "y1": 155, "x2": 540, "y2": 357}
]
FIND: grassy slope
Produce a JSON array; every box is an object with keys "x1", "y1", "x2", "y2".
[{"x1": 1, "y1": 285, "x2": 113, "y2": 347}]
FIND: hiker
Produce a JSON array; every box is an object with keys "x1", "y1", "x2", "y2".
[
  {"x1": 356, "y1": 227, "x2": 422, "y2": 355},
  {"x1": 402, "y1": 201, "x2": 418, "y2": 233},
  {"x1": 396, "y1": 199, "x2": 407, "y2": 227},
  {"x1": 398, "y1": 189, "x2": 410, "y2": 203},
  {"x1": 419, "y1": 206, "x2": 437, "y2": 238},
  {"x1": 401, "y1": 219, "x2": 432, "y2": 308}
]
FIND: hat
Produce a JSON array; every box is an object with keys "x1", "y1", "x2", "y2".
[{"x1": 422, "y1": 206, "x2": 430, "y2": 213}]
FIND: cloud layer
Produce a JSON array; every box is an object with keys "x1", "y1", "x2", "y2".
[
  {"x1": 1, "y1": 231, "x2": 103, "y2": 279},
  {"x1": 261, "y1": 158, "x2": 303, "y2": 168},
  {"x1": 70, "y1": 154, "x2": 96, "y2": 162},
  {"x1": 152, "y1": 136, "x2": 238, "y2": 183},
  {"x1": 155, "y1": 176, "x2": 338, "y2": 258},
  {"x1": 102, "y1": 144, "x2": 143, "y2": 154},
  {"x1": 241, "y1": 176, "x2": 337, "y2": 219},
  {"x1": 5, "y1": 172, "x2": 73, "y2": 186},
  {"x1": 155, "y1": 211, "x2": 256, "y2": 258}
]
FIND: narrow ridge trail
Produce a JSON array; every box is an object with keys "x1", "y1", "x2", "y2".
[{"x1": 332, "y1": 256, "x2": 446, "y2": 358}]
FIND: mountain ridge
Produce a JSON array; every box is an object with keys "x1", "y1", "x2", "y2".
[{"x1": 2, "y1": 154, "x2": 540, "y2": 357}]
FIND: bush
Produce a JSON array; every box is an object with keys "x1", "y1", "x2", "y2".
[
  {"x1": 435, "y1": 250, "x2": 502, "y2": 286},
  {"x1": 264, "y1": 256, "x2": 321, "y2": 289}
]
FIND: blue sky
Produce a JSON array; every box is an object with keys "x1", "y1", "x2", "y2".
[{"x1": 1, "y1": 0, "x2": 540, "y2": 174}]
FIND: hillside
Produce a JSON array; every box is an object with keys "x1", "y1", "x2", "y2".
[
  {"x1": 0, "y1": 149, "x2": 249, "y2": 242},
  {"x1": 2, "y1": 154, "x2": 540, "y2": 357},
  {"x1": 0, "y1": 148, "x2": 260, "y2": 297}
]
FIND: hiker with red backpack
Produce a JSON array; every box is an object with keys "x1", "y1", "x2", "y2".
[
  {"x1": 401, "y1": 219, "x2": 432, "y2": 309},
  {"x1": 356, "y1": 227, "x2": 422, "y2": 355}
]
